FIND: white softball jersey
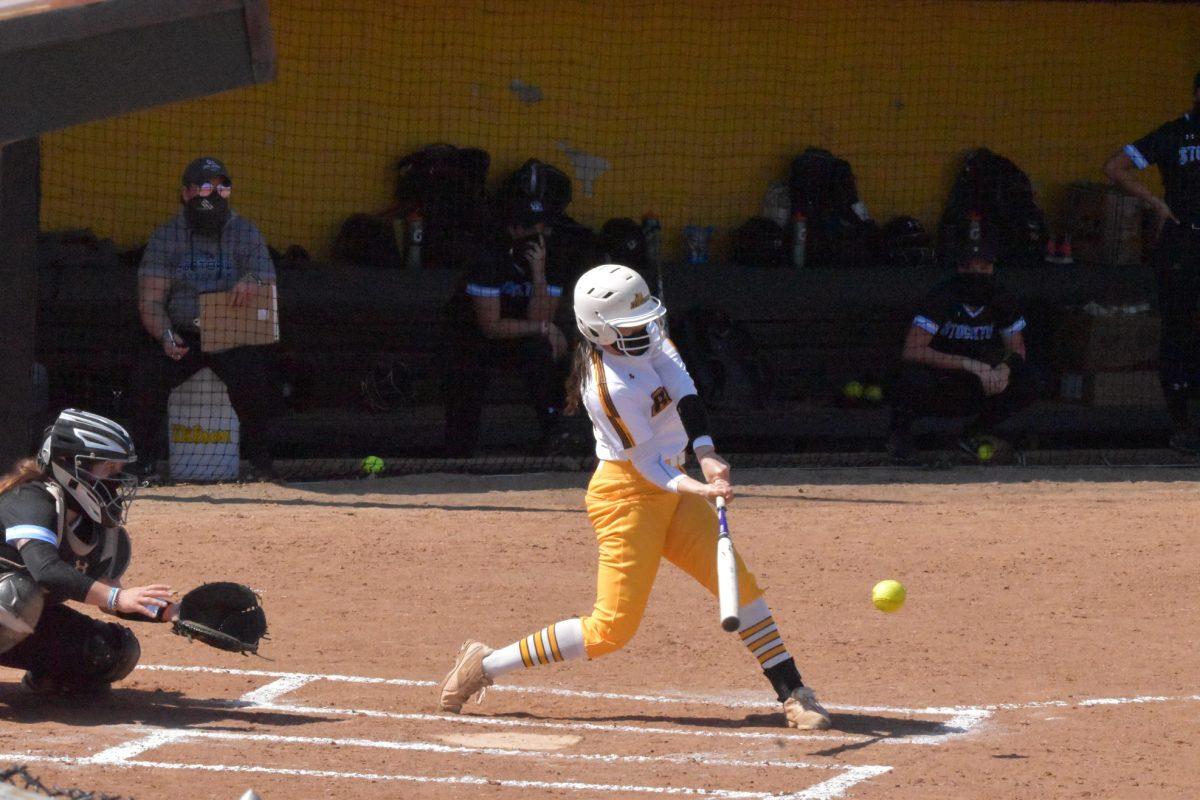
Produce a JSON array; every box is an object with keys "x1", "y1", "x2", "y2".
[{"x1": 582, "y1": 339, "x2": 699, "y2": 492}]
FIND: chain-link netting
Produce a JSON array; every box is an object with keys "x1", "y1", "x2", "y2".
[
  {"x1": 30, "y1": 1, "x2": 1200, "y2": 482},
  {"x1": 0, "y1": 766, "x2": 129, "y2": 800}
]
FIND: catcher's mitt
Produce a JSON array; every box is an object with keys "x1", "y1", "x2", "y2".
[{"x1": 172, "y1": 582, "x2": 267, "y2": 655}]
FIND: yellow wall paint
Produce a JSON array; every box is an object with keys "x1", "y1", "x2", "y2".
[{"x1": 41, "y1": 1, "x2": 1199, "y2": 258}]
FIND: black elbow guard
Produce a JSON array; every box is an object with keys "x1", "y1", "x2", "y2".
[{"x1": 676, "y1": 394, "x2": 712, "y2": 449}]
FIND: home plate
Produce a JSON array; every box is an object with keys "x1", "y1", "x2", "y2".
[{"x1": 436, "y1": 732, "x2": 582, "y2": 750}]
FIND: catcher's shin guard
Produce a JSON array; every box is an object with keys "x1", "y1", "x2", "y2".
[
  {"x1": 784, "y1": 686, "x2": 832, "y2": 730},
  {"x1": 438, "y1": 640, "x2": 494, "y2": 713},
  {"x1": 0, "y1": 572, "x2": 44, "y2": 655}
]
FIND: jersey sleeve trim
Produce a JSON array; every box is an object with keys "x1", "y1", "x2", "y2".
[
  {"x1": 1124, "y1": 144, "x2": 1150, "y2": 170},
  {"x1": 913, "y1": 315, "x2": 940, "y2": 334},
  {"x1": 466, "y1": 283, "x2": 501, "y2": 298},
  {"x1": 590, "y1": 350, "x2": 635, "y2": 449},
  {"x1": 5, "y1": 525, "x2": 57, "y2": 546},
  {"x1": 1001, "y1": 317, "x2": 1027, "y2": 335}
]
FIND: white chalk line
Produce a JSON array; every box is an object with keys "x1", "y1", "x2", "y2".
[
  {"x1": 0, "y1": 725, "x2": 890, "y2": 800},
  {"x1": 988, "y1": 693, "x2": 1200, "y2": 710},
  {"x1": 122, "y1": 726, "x2": 848, "y2": 770},
  {"x1": 14, "y1": 668, "x2": 896, "y2": 800},
  {"x1": 0, "y1": 753, "x2": 782, "y2": 799},
  {"x1": 138, "y1": 664, "x2": 980, "y2": 742},
  {"x1": 248, "y1": 700, "x2": 859, "y2": 743}
]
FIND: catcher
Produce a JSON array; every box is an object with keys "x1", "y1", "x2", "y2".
[{"x1": 0, "y1": 409, "x2": 266, "y2": 697}]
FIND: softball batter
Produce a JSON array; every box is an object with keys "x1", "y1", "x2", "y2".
[{"x1": 438, "y1": 264, "x2": 831, "y2": 730}]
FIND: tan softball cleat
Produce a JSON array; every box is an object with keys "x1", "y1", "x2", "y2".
[
  {"x1": 784, "y1": 686, "x2": 832, "y2": 730},
  {"x1": 438, "y1": 640, "x2": 495, "y2": 713}
]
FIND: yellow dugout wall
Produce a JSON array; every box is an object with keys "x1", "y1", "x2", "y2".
[{"x1": 40, "y1": 0, "x2": 1200, "y2": 258}]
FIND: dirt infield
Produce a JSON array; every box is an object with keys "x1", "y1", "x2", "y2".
[{"x1": 1, "y1": 466, "x2": 1198, "y2": 799}]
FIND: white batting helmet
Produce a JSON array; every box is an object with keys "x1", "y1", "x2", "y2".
[{"x1": 573, "y1": 264, "x2": 666, "y2": 357}]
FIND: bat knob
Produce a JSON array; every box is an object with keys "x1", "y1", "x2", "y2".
[{"x1": 721, "y1": 616, "x2": 740, "y2": 633}]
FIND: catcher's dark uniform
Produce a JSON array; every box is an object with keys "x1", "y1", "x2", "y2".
[
  {"x1": 890, "y1": 276, "x2": 1039, "y2": 436},
  {"x1": 441, "y1": 237, "x2": 568, "y2": 456},
  {"x1": 1124, "y1": 112, "x2": 1200, "y2": 420},
  {"x1": 0, "y1": 481, "x2": 140, "y2": 689}
]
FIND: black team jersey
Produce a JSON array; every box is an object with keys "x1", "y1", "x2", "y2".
[
  {"x1": 0, "y1": 482, "x2": 111, "y2": 604},
  {"x1": 1125, "y1": 112, "x2": 1200, "y2": 225},
  {"x1": 446, "y1": 239, "x2": 567, "y2": 334},
  {"x1": 911, "y1": 276, "x2": 1026, "y2": 366}
]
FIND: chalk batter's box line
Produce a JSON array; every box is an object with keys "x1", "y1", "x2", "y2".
[
  {"x1": 0, "y1": 722, "x2": 892, "y2": 800},
  {"x1": 137, "y1": 664, "x2": 988, "y2": 745}
]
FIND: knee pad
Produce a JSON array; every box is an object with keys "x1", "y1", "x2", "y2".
[
  {"x1": 81, "y1": 623, "x2": 141, "y2": 685},
  {"x1": 0, "y1": 572, "x2": 45, "y2": 654}
]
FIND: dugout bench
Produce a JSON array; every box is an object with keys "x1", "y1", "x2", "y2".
[{"x1": 35, "y1": 258, "x2": 1170, "y2": 462}]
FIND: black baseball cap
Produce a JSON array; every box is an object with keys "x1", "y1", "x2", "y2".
[
  {"x1": 501, "y1": 195, "x2": 549, "y2": 227},
  {"x1": 958, "y1": 218, "x2": 999, "y2": 266},
  {"x1": 182, "y1": 156, "x2": 232, "y2": 186}
]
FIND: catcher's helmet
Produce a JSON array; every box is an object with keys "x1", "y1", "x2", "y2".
[
  {"x1": 882, "y1": 216, "x2": 935, "y2": 268},
  {"x1": 37, "y1": 409, "x2": 138, "y2": 526},
  {"x1": 573, "y1": 264, "x2": 666, "y2": 357}
]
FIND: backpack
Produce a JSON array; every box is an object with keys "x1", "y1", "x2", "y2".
[
  {"x1": 675, "y1": 306, "x2": 773, "y2": 410},
  {"x1": 498, "y1": 158, "x2": 573, "y2": 218},
  {"x1": 788, "y1": 147, "x2": 880, "y2": 268},
  {"x1": 393, "y1": 144, "x2": 491, "y2": 268},
  {"x1": 547, "y1": 214, "x2": 602, "y2": 286},
  {"x1": 598, "y1": 217, "x2": 647, "y2": 271},
  {"x1": 937, "y1": 148, "x2": 1047, "y2": 269},
  {"x1": 731, "y1": 217, "x2": 788, "y2": 269}
]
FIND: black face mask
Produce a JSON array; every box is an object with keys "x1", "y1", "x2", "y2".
[
  {"x1": 184, "y1": 194, "x2": 230, "y2": 235},
  {"x1": 956, "y1": 272, "x2": 995, "y2": 306}
]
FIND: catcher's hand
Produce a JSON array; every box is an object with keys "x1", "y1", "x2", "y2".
[{"x1": 172, "y1": 582, "x2": 267, "y2": 655}]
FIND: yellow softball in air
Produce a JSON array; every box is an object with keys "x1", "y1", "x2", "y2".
[{"x1": 872, "y1": 579, "x2": 906, "y2": 613}]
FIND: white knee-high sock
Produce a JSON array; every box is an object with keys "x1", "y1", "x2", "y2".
[
  {"x1": 737, "y1": 597, "x2": 793, "y2": 670},
  {"x1": 482, "y1": 618, "x2": 586, "y2": 679}
]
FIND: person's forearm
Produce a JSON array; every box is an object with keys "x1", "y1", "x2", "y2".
[
  {"x1": 139, "y1": 300, "x2": 171, "y2": 340},
  {"x1": 1106, "y1": 162, "x2": 1159, "y2": 207},
  {"x1": 904, "y1": 346, "x2": 984, "y2": 373},
  {"x1": 525, "y1": 292, "x2": 555, "y2": 322}
]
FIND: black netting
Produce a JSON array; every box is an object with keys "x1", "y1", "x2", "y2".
[
  {"x1": 30, "y1": 1, "x2": 1200, "y2": 482},
  {"x1": 0, "y1": 766, "x2": 130, "y2": 800}
]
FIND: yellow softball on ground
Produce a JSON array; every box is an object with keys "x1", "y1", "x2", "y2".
[
  {"x1": 864, "y1": 384, "x2": 884, "y2": 403},
  {"x1": 361, "y1": 455, "x2": 385, "y2": 475},
  {"x1": 977, "y1": 443, "x2": 995, "y2": 462},
  {"x1": 872, "y1": 579, "x2": 906, "y2": 613},
  {"x1": 843, "y1": 380, "x2": 864, "y2": 400}
]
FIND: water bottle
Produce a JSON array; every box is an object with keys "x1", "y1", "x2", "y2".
[
  {"x1": 683, "y1": 225, "x2": 713, "y2": 265},
  {"x1": 405, "y1": 211, "x2": 424, "y2": 270},
  {"x1": 790, "y1": 212, "x2": 807, "y2": 269},
  {"x1": 641, "y1": 213, "x2": 662, "y2": 267}
]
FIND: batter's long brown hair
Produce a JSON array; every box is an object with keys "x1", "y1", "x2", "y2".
[
  {"x1": 563, "y1": 340, "x2": 598, "y2": 416},
  {"x1": 0, "y1": 458, "x2": 45, "y2": 496}
]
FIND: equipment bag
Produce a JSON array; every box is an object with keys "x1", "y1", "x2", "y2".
[
  {"x1": 787, "y1": 147, "x2": 880, "y2": 268},
  {"x1": 937, "y1": 147, "x2": 1047, "y2": 269}
]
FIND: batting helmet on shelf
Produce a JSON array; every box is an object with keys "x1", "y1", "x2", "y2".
[{"x1": 881, "y1": 216, "x2": 935, "y2": 268}]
